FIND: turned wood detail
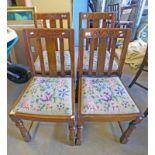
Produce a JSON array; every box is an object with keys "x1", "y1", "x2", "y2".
[
  {"x1": 120, "y1": 116, "x2": 143, "y2": 144},
  {"x1": 15, "y1": 119, "x2": 31, "y2": 142},
  {"x1": 69, "y1": 116, "x2": 76, "y2": 145}
]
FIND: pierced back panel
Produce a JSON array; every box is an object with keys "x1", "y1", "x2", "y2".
[
  {"x1": 78, "y1": 28, "x2": 131, "y2": 77},
  {"x1": 79, "y1": 12, "x2": 115, "y2": 50},
  {"x1": 23, "y1": 28, "x2": 74, "y2": 78}
]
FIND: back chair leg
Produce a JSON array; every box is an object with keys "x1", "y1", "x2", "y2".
[
  {"x1": 10, "y1": 116, "x2": 31, "y2": 142},
  {"x1": 128, "y1": 68, "x2": 142, "y2": 88},
  {"x1": 69, "y1": 116, "x2": 76, "y2": 145},
  {"x1": 76, "y1": 116, "x2": 83, "y2": 145},
  {"x1": 120, "y1": 116, "x2": 143, "y2": 144}
]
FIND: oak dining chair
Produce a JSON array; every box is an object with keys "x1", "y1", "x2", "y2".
[
  {"x1": 9, "y1": 28, "x2": 76, "y2": 145},
  {"x1": 76, "y1": 28, "x2": 144, "y2": 145},
  {"x1": 129, "y1": 46, "x2": 148, "y2": 117},
  {"x1": 76, "y1": 12, "x2": 118, "y2": 101},
  {"x1": 33, "y1": 12, "x2": 71, "y2": 74}
]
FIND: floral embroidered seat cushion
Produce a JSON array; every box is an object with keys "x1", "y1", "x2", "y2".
[
  {"x1": 81, "y1": 77, "x2": 140, "y2": 114},
  {"x1": 12, "y1": 77, "x2": 72, "y2": 115},
  {"x1": 34, "y1": 50, "x2": 118, "y2": 73}
]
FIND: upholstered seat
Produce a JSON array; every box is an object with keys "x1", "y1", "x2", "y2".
[
  {"x1": 81, "y1": 76, "x2": 139, "y2": 115},
  {"x1": 34, "y1": 50, "x2": 118, "y2": 73},
  {"x1": 13, "y1": 76, "x2": 72, "y2": 116}
]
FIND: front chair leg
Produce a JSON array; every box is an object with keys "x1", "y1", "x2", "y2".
[
  {"x1": 120, "y1": 116, "x2": 143, "y2": 144},
  {"x1": 69, "y1": 116, "x2": 75, "y2": 145},
  {"x1": 10, "y1": 115, "x2": 32, "y2": 142},
  {"x1": 15, "y1": 119, "x2": 31, "y2": 142},
  {"x1": 76, "y1": 116, "x2": 83, "y2": 145}
]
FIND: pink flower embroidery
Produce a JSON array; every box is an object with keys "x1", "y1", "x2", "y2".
[
  {"x1": 22, "y1": 100, "x2": 30, "y2": 110},
  {"x1": 87, "y1": 101, "x2": 98, "y2": 112},
  {"x1": 112, "y1": 102, "x2": 120, "y2": 111},
  {"x1": 45, "y1": 103, "x2": 52, "y2": 111},
  {"x1": 108, "y1": 79, "x2": 116, "y2": 87},
  {"x1": 57, "y1": 80, "x2": 65, "y2": 87}
]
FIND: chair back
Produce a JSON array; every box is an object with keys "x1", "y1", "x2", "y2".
[
  {"x1": 79, "y1": 12, "x2": 115, "y2": 50},
  {"x1": 79, "y1": 12, "x2": 115, "y2": 29},
  {"x1": 34, "y1": 13, "x2": 71, "y2": 51},
  {"x1": 34, "y1": 12, "x2": 70, "y2": 28},
  {"x1": 23, "y1": 28, "x2": 74, "y2": 78},
  {"x1": 78, "y1": 28, "x2": 131, "y2": 77}
]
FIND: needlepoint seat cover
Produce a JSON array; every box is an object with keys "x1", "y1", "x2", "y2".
[
  {"x1": 13, "y1": 76, "x2": 72, "y2": 116},
  {"x1": 34, "y1": 50, "x2": 118, "y2": 72},
  {"x1": 81, "y1": 76, "x2": 140, "y2": 115}
]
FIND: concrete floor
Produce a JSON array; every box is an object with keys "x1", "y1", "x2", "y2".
[{"x1": 7, "y1": 61, "x2": 148, "y2": 155}]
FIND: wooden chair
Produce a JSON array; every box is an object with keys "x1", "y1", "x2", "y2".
[
  {"x1": 128, "y1": 46, "x2": 148, "y2": 117},
  {"x1": 79, "y1": 12, "x2": 118, "y2": 72},
  {"x1": 33, "y1": 12, "x2": 71, "y2": 74},
  {"x1": 76, "y1": 28, "x2": 144, "y2": 145},
  {"x1": 118, "y1": 4, "x2": 137, "y2": 28},
  {"x1": 9, "y1": 28, "x2": 76, "y2": 145}
]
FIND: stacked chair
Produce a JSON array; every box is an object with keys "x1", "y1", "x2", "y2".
[
  {"x1": 9, "y1": 12, "x2": 144, "y2": 146},
  {"x1": 33, "y1": 13, "x2": 71, "y2": 74},
  {"x1": 79, "y1": 12, "x2": 118, "y2": 75}
]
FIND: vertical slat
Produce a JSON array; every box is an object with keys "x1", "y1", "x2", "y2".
[
  {"x1": 96, "y1": 37, "x2": 107, "y2": 76},
  {"x1": 67, "y1": 13, "x2": 71, "y2": 28},
  {"x1": 118, "y1": 29, "x2": 131, "y2": 76},
  {"x1": 35, "y1": 37, "x2": 46, "y2": 75},
  {"x1": 93, "y1": 19, "x2": 99, "y2": 49},
  {"x1": 93, "y1": 19, "x2": 99, "y2": 28},
  {"x1": 88, "y1": 38, "x2": 95, "y2": 75},
  {"x1": 79, "y1": 30, "x2": 84, "y2": 77},
  {"x1": 86, "y1": 20, "x2": 90, "y2": 50},
  {"x1": 59, "y1": 38, "x2": 65, "y2": 76},
  {"x1": 102, "y1": 17, "x2": 107, "y2": 28},
  {"x1": 59, "y1": 18, "x2": 63, "y2": 28},
  {"x1": 50, "y1": 19, "x2": 56, "y2": 28},
  {"x1": 23, "y1": 30, "x2": 35, "y2": 76},
  {"x1": 45, "y1": 36, "x2": 57, "y2": 76},
  {"x1": 69, "y1": 29, "x2": 75, "y2": 78},
  {"x1": 111, "y1": 14, "x2": 115, "y2": 28},
  {"x1": 50, "y1": 19, "x2": 58, "y2": 50},
  {"x1": 108, "y1": 37, "x2": 117, "y2": 75},
  {"x1": 43, "y1": 19, "x2": 47, "y2": 28}
]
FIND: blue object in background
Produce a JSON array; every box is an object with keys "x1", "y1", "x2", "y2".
[
  {"x1": 7, "y1": 36, "x2": 19, "y2": 58},
  {"x1": 73, "y1": 0, "x2": 88, "y2": 46}
]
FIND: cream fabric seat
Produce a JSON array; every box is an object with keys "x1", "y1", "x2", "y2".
[
  {"x1": 81, "y1": 76, "x2": 140, "y2": 115},
  {"x1": 13, "y1": 76, "x2": 72, "y2": 116}
]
